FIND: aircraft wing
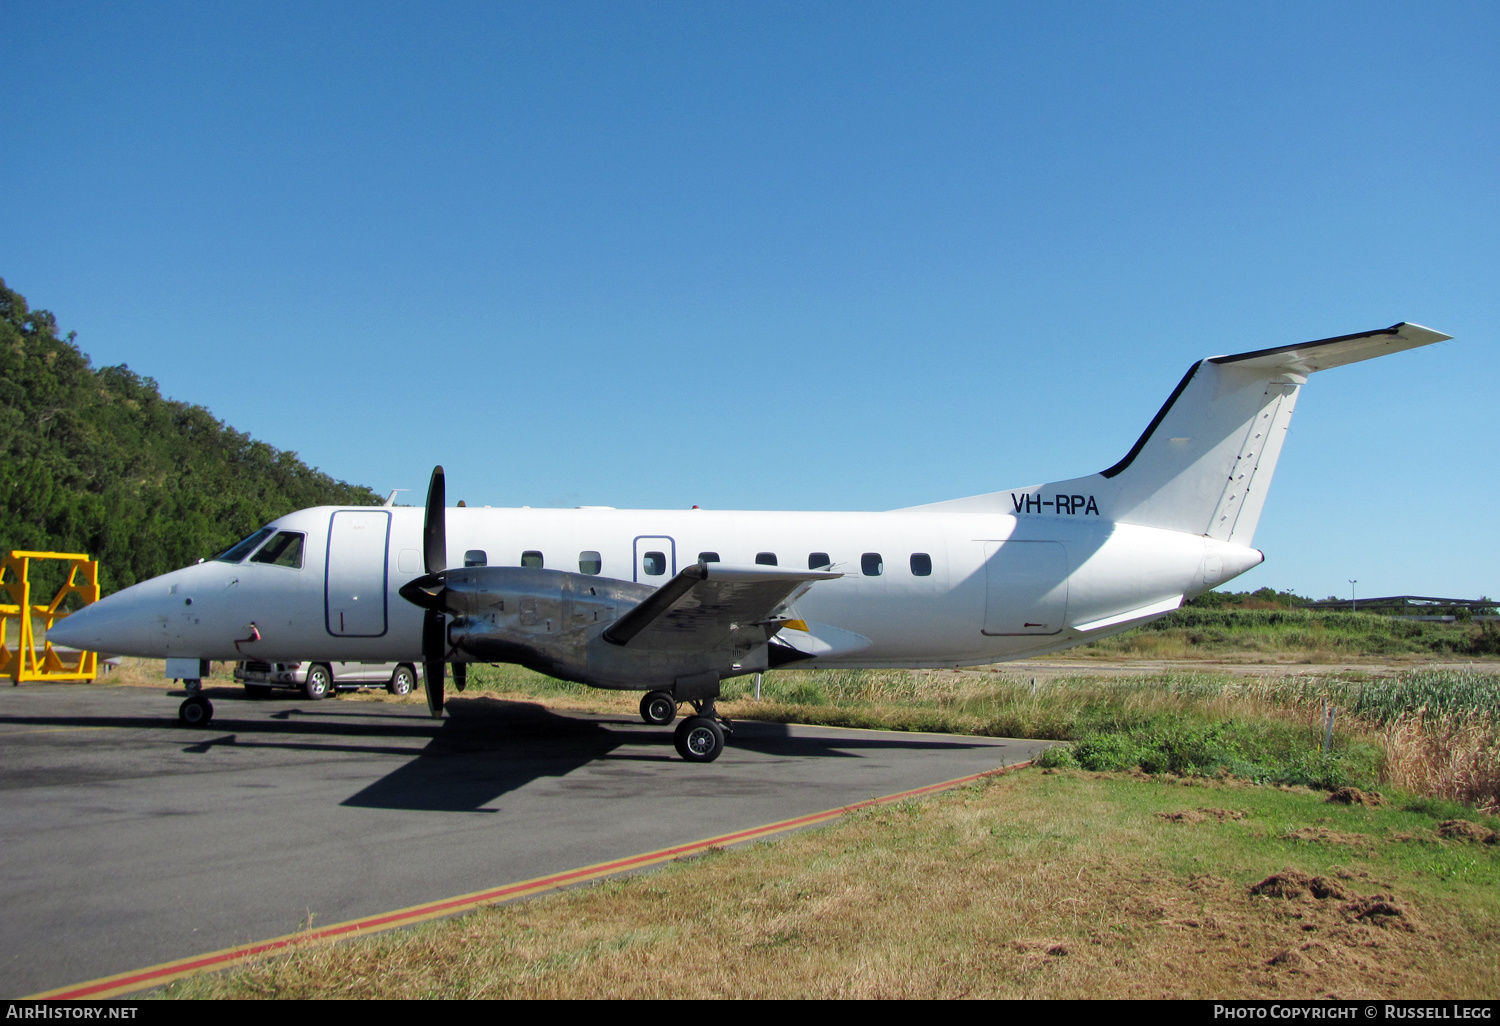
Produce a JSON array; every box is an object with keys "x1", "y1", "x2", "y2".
[
  {"x1": 603, "y1": 563, "x2": 841, "y2": 652},
  {"x1": 1210, "y1": 322, "x2": 1451, "y2": 373}
]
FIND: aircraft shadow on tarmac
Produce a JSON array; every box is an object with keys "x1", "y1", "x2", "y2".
[{"x1": 1, "y1": 690, "x2": 1010, "y2": 814}]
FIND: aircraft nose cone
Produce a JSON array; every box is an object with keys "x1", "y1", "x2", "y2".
[
  {"x1": 44, "y1": 584, "x2": 164, "y2": 657},
  {"x1": 44, "y1": 596, "x2": 118, "y2": 650}
]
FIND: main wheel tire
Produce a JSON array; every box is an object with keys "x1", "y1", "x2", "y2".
[
  {"x1": 178, "y1": 695, "x2": 214, "y2": 727},
  {"x1": 303, "y1": 664, "x2": 333, "y2": 700},
  {"x1": 388, "y1": 665, "x2": 416, "y2": 696},
  {"x1": 640, "y1": 690, "x2": 678, "y2": 726},
  {"x1": 674, "y1": 716, "x2": 725, "y2": 763}
]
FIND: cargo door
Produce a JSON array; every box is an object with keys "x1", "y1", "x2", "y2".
[
  {"x1": 981, "y1": 541, "x2": 1068, "y2": 635},
  {"x1": 326, "y1": 510, "x2": 391, "y2": 637}
]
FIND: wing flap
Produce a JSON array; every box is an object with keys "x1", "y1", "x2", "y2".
[{"x1": 603, "y1": 563, "x2": 841, "y2": 651}]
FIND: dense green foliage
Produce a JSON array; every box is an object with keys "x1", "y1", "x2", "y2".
[
  {"x1": 1082, "y1": 606, "x2": 1500, "y2": 657},
  {"x1": 1186, "y1": 586, "x2": 1310, "y2": 609},
  {"x1": 0, "y1": 279, "x2": 380, "y2": 593}
]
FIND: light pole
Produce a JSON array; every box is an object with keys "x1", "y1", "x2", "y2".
[{"x1": 1349, "y1": 579, "x2": 1358, "y2": 613}]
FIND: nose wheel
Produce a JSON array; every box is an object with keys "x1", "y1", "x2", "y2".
[{"x1": 178, "y1": 695, "x2": 214, "y2": 727}]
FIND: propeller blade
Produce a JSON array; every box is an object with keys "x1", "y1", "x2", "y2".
[
  {"x1": 422, "y1": 608, "x2": 446, "y2": 717},
  {"x1": 453, "y1": 662, "x2": 467, "y2": 693},
  {"x1": 424, "y1": 465, "x2": 446, "y2": 576}
]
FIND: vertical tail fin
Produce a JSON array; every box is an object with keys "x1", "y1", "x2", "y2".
[{"x1": 906, "y1": 323, "x2": 1450, "y2": 545}]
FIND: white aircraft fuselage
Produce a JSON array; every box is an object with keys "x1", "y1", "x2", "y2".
[
  {"x1": 49, "y1": 322, "x2": 1451, "y2": 730},
  {"x1": 68, "y1": 504, "x2": 1263, "y2": 673}
]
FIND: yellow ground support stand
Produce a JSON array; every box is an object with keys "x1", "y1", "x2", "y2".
[{"x1": 0, "y1": 551, "x2": 100, "y2": 684}]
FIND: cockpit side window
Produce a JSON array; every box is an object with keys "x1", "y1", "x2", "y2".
[
  {"x1": 250, "y1": 531, "x2": 305, "y2": 569},
  {"x1": 214, "y1": 527, "x2": 275, "y2": 564}
]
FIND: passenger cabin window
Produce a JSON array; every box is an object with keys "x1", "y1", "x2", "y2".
[
  {"x1": 250, "y1": 532, "x2": 304, "y2": 569},
  {"x1": 642, "y1": 551, "x2": 667, "y2": 576},
  {"x1": 697, "y1": 551, "x2": 721, "y2": 563},
  {"x1": 755, "y1": 552, "x2": 778, "y2": 566},
  {"x1": 215, "y1": 527, "x2": 275, "y2": 564},
  {"x1": 521, "y1": 550, "x2": 544, "y2": 569},
  {"x1": 861, "y1": 553, "x2": 883, "y2": 576},
  {"x1": 579, "y1": 551, "x2": 602, "y2": 575},
  {"x1": 808, "y1": 552, "x2": 831, "y2": 570},
  {"x1": 464, "y1": 549, "x2": 488, "y2": 567},
  {"x1": 910, "y1": 552, "x2": 933, "y2": 576}
]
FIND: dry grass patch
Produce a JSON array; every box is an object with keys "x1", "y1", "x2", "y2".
[
  {"x1": 1381, "y1": 715, "x2": 1500, "y2": 814},
  {"x1": 161, "y1": 771, "x2": 1500, "y2": 1000}
]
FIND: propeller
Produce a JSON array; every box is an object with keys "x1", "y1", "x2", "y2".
[
  {"x1": 396, "y1": 465, "x2": 450, "y2": 718},
  {"x1": 393, "y1": 465, "x2": 471, "y2": 711}
]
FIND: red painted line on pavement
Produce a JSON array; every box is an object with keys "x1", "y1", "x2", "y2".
[{"x1": 31, "y1": 759, "x2": 1029, "y2": 999}]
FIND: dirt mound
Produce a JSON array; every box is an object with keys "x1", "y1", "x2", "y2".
[
  {"x1": 1343, "y1": 895, "x2": 1415, "y2": 931},
  {"x1": 1009, "y1": 938, "x2": 1070, "y2": 961},
  {"x1": 1436, "y1": 819, "x2": 1498, "y2": 845},
  {"x1": 1267, "y1": 946, "x2": 1305, "y2": 967},
  {"x1": 1156, "y1": 807, "x2": 1247, "y2": 824},
  {"x1": 1284, "y1": 827, "x2": 1371, "y2": 846},
  {"x1": 1325, "y1": 787, "x2": 1382, "y2": 806},
  {"x1": 1249, "y1": 870, "x2": 1347, "y2": 900}
]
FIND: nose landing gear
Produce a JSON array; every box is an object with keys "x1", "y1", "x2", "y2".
[{"x1": 178, "y1": 694, "x2": 213, "y2": 727}]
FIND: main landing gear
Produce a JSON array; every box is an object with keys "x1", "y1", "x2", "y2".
[
  {"x1": 639, "y1": 690, "x2": 678, "y2": 726},
  {"x1": 672, "y1": 698, "x2": 733, "y2": 763}
]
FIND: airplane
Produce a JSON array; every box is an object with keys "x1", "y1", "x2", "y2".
[{"x1": 46, "y1": 323, "x2": 1451, "y2": 763}]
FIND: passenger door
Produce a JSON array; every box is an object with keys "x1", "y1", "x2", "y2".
[{"x1": 326, "y1": 510, "x2": 391, "y2": 636}]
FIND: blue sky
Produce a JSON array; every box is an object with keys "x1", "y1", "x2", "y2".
[{"x1": 3, "y1": 1, "x2": 1496, "y2": 600}]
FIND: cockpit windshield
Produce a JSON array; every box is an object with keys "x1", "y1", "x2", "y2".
[
  {"x1": 214, "y1": 527, "x2": 276, "y2": 564},
  {"x1": 250, "y1": 531, "x2": 304, "y2": 569}
]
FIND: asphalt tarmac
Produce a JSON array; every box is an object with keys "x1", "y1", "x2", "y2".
[{"x1": 0, "y1": 682, "x2": 1049, "y2": 997}]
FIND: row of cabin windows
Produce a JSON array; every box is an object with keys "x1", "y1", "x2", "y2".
[
  {"x1": 741, "y1": 552, "x2": 931, "y2": 577},
  {"x1": 464, "y1": 549, "x2": 933, "y2": 577}
]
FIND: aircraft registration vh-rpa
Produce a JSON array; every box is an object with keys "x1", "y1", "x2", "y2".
[{"x1": 48, "y1": 323, "x2": 1451, "y2": 762}]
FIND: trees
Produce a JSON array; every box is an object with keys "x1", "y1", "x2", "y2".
[{"x1": 0, "y1": 278, "x2": 381, "y2": 593}]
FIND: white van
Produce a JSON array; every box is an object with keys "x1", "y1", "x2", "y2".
[{"x1": 234, "y1": 660, "x2": 420, "y2": 700}]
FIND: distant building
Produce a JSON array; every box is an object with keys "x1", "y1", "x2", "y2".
[{"x1": 1299, "y1": 595, "x2": 1497, "y2": 620}]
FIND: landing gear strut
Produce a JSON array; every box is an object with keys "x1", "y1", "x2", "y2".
[{"x1": 672, "y1": 697, "x2": 732, "y2": 763}]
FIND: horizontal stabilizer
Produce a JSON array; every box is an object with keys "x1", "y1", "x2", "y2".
[{"x1": 1210, "y1": 322, "x2": 1450, "y2": 372}]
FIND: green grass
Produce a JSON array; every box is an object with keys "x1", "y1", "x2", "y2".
[{"x1": 160, "y1": 768, "x2": 1500, "y2": 999}]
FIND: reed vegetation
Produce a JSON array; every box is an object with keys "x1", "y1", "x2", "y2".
[
  {"x1": 1076, "y1": 607, "x2": 1500, "y2": 659},
  {"x1": 465, "y1": 663, "x2": 1500, "y2": 813}
]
